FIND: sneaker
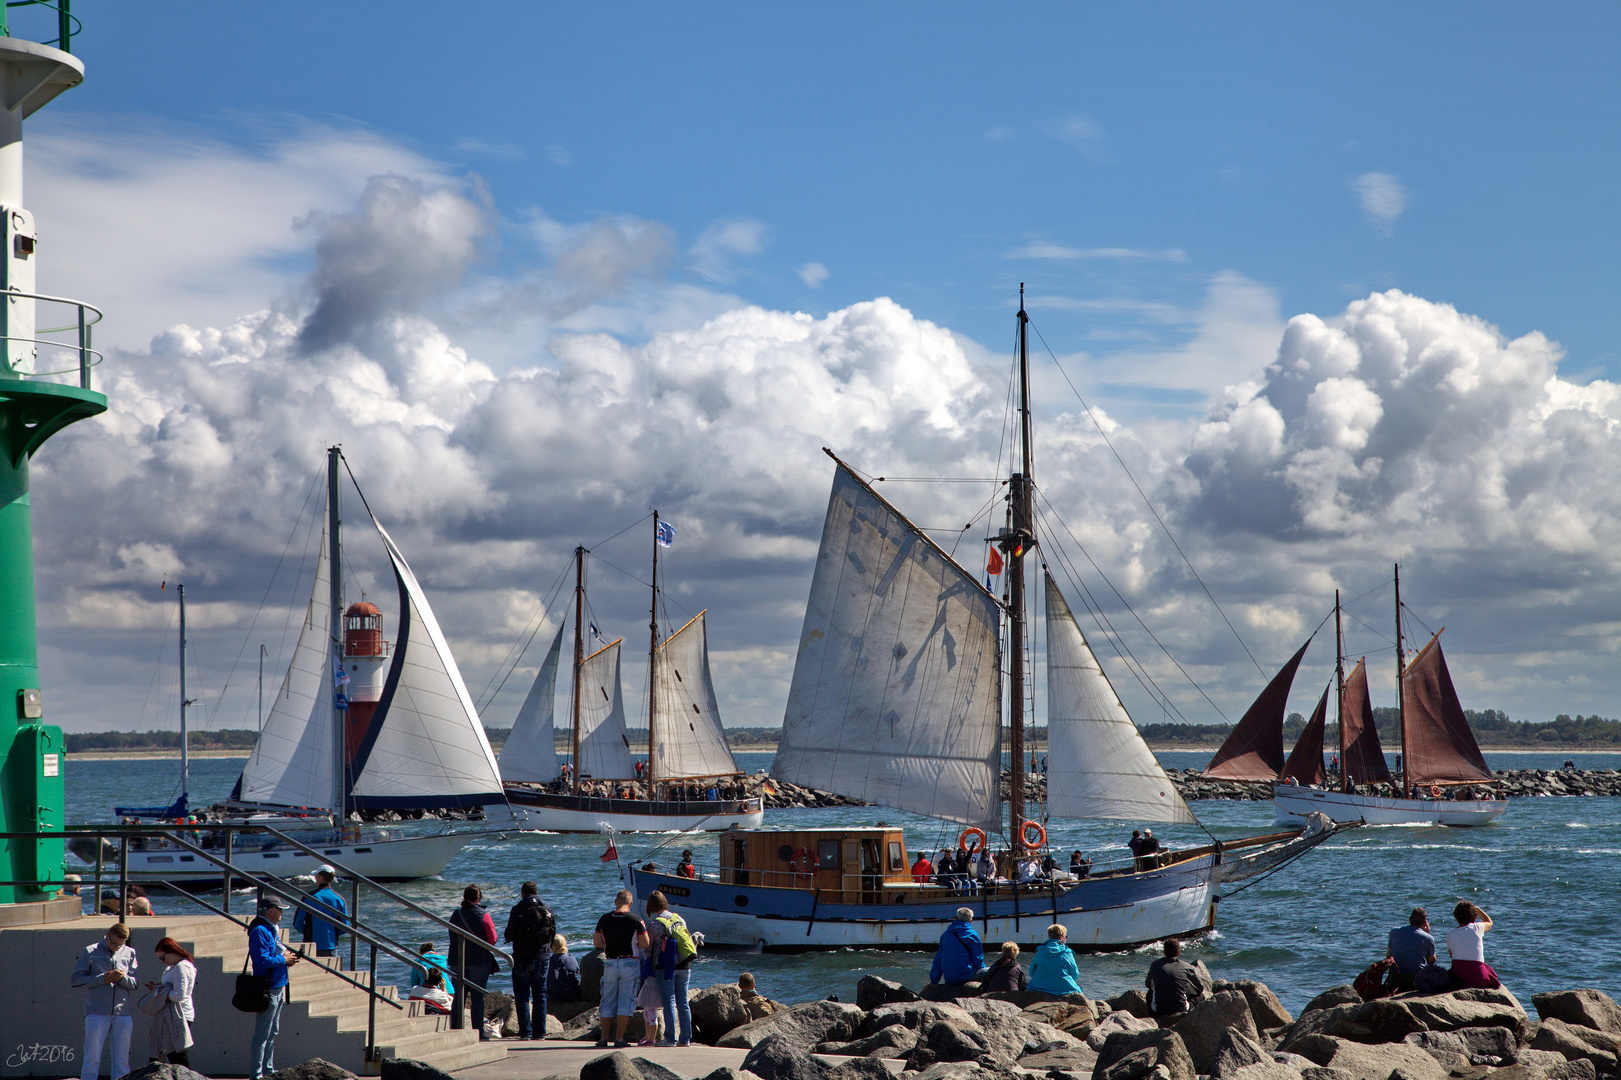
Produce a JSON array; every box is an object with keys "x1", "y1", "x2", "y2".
[
  {"x1": 676, "y1": 1041, "x2": 691, "y2": 1047},
  {"x1": 594, "y1": 1040, "x2": 610, "y2": 1049},
  {"x1": 614, "y1": 1041, "x2": 630, "y2": 1049},
  {"x1": 656, "y1": 1039, "x2": 677, "y2": 1047},
  {"x1": 638, "y1": 1037, "x2": 656, "y2": 1046}
]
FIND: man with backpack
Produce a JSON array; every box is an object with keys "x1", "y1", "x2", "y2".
[
  {"x1": 644, "y1": 891, "x2": 698, "y2": 1046},
  {"x1": 503, "y1": 881, "x2": 557, "y2": 1040}
]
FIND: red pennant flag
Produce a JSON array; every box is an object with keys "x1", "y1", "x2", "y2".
[
  {"x1": 600, "y1": 843, "x2": 618, "y2": 863},
  {"x1": 986, "y1": 548, "x2": 1004, "y2": 576}
]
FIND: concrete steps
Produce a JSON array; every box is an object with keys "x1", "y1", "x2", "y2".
[{"x1": 0, "y1": 912, "x2": 506, "y2": 1077}]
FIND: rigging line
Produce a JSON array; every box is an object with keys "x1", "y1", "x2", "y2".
[
  {"x1": 200, "y1": 469, "x2": 326, "y2": 730},
  {"x1": 473, "y1": 558, "x2": 574, "y2": 713},
  {"x1": 1035, "y1": 492, "x2": 1231, "y2": 721},
  {"x1": 1217, "y1": 832, "x2": 1339, "y2": 899},
  {"x1": 1342, "y1": 608, "x2": 1396, "y2": 649},
  {"x1": 135, "y1": 594, "x2": 177, "y2": 733},
  {"x1": 874, "y1": 477, "x2": 1006, "y2": 483},
  {"x1": 1041, "y1": 537, "x2": 1191, "y2": 724},
  {"x1": 1399, "y1": 601, "x2": 1440, "y2": 642},
  {"x1": 1028, "y1": 319, "x2": 1265, "y2": 679}
]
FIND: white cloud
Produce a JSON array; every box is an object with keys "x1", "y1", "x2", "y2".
[
  {"x1": 797, "y1": 262, "x2": 829, "y2": 288},
  {"x1": 689, "y1": 218, "x2": 766, "y2": 282},
  {"x1": 1353, "y1": 172, "x2": 1408, "y2": 234},
  {"x1": 1009, "y1": 243, "x2": 1187, "y2": 262}
]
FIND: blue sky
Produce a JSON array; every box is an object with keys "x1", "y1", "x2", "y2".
[
  {"x1": 19, "y1": 4, "x2": 1621, "y2": 733},
  {"x1": 56, "y1": 4, "x2": 1621, "y2": 389}
]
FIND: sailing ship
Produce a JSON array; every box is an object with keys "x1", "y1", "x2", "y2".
[
  {"x1": 497, "y1": 520, "x2": 764, "y2": 832},
  {"x1": 111, "y1": 447, "x2": 505, "y2": 881},
  {"x1": 628, "y1": 288, "x2": 1332, "y2": 950},
  {"x1": 1270, "y1": 568, "x2": 1507, "y2": 826}
]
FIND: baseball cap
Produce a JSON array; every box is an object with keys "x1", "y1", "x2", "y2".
[
  {"x1": 258, "y1": 896, "x2": 284, "y2": 912},
  {"x1": 315, "y1": 864, "x2": 337, "y2": 876}
]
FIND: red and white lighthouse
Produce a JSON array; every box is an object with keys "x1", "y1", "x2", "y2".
[{"x1": 343, "y1": 601, "x2": 391, "y2": 767}]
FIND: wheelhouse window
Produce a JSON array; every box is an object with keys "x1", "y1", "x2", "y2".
[
  {"x1": 887, "y1": 841, "x2": 904, "y2": 871},
  {"x1": 817, "y1": 839, "x2": 839, "y2": 868}
]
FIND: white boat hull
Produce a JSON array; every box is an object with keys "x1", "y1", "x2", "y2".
[
  {"x1": 110, "y1": 830, "x2": 479, "y2": 883},
  {"x1": 496, "y1": 789, "x2": 765, "y2": 834},
  {"x1": 1273, "y1": 784, "x2": 1507, "y2": 826}
]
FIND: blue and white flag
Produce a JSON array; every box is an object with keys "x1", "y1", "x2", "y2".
[
  {"x1": 589, "y1": 621, "x2": 603, "y2": 642},
  {"x1": 656, "y1": 519, "x2": 677, "y2": 548},
  {"x1": 334, "y1": 659, "x2": 350, "y2": 687}
]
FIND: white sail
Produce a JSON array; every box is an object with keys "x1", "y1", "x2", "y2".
[
  {"x1": 348, "y1": 521, "x2": 505, "y2": 809},
  {"x1": 652, "y1": 611, "x2": 740, "y2": 779},
  {"x1": 773, "y1": 464, "x2": 1003, "y2": 832},
  {"x1": 1044, "y1": 572, "x2": 1197, "y2": 824},
  {"x1": 498, "y1": 625, "x2": 565, "y2": 784},
  {"x1": 235, "y1": 529, "x2": 335, "y2": 810},
  {"x1": 578, "y1": 638, "x2": 637, "y2": 780}
]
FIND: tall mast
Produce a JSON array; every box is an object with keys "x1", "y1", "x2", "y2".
[
  {"x1": 1394, "y1": 563, "x2": 1406, "y2": 796},
  {"x1": 648, "y1": 511, "x2": 660, "y2": 787},
  {"x1": 570, "y1": 546, "x2": 585, "y2": 794},
  {"x1": 1335, "y1": 589, "x2": 1347, "y2": 794},
  {"x1": 1006, "y1": 284, "x2": 1034, "y2": 851},
  {"x1": 328, "y1": 447, "x2": 346, "y2": 824},
  {"x1": 178, "y1": 583, "x2": 190, "y2": 805}
]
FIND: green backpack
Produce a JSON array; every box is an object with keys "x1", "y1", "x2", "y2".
[{"x1": 655, "y1": 912, "x2": 698, "y2": 963}]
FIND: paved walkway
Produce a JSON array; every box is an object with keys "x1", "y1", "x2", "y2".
[{"x1": 455, "y1": 1038, "x2": 906, "y2": 1079}]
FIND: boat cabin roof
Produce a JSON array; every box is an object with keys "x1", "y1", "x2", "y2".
[{"x1": 721, "y1": 826, "x2": 897, "y2": 840}]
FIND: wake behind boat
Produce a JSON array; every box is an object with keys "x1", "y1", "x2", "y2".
[{"x1": 633, "y1": 288, "x2": 1332, "y2": 951}]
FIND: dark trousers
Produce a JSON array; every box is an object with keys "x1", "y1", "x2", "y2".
[
  {"x1": 512, "y1": 958, "x2": 548, "y2": 1038},
  {"x1": 451, "y1": 964, "x2": 494, "y2": 1037}
]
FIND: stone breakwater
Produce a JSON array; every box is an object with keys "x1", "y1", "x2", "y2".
[
  {"x1": 551, "y1": 973, "x2": 1621, "y2": 1080},
  {"x1": 1000, "y1": 769, "x2": 1621, "y2": 805}
]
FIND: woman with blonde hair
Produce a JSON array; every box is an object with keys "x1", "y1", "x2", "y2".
[{"x1": 981, "y1": 941, "x2": 1027, "y2": 992}]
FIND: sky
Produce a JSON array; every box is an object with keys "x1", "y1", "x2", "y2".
[{"x1": 13, "y1": 3, "x2": 1621, "y2": 737}]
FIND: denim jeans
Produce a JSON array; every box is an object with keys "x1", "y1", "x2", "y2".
[
  {"x1": 598, "y1": 957, "x2": 640, "y2": 1018},
  {"x1": 512, "y1": 957, "x2": 548, "y2": 1038},
  {"x1": 452, "y1": 964, "x2": 494, "y2": 1037},
  {"x1": 81, "y1": 1013, "x2": 132, "y2": 1080},
  {"x1": 655, "y1": 966, "x2": 692, "y2": 1045},
  {"x1": 250, "y1": 986, "x2": 285, "y2": 1079}
]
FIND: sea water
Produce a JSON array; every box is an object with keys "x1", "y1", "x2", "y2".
[{"x1": 64, "y1": 750, "x2": 1620, "y2": 1015}]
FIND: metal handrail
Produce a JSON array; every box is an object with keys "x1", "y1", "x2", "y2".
[
  {"x1": 1, "y1": 288, "x2": 104, "y2": 390},
  {"x1": 0, "y1": 0, "x2": 80, "y2": 52}
]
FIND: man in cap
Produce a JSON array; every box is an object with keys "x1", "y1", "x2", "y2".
[
  {"x1": 293, "y1": 864, "x2": 349, "y2": 958},
  {"x1": 248, "y1": 896, "x2": 301, "y2": 1080},
  {"x1": 676, "y1": 850, "x2": 697, "y2": 879},
  {"x1": 70, "y1": 921, "x2": 137, "y2": 1080}
]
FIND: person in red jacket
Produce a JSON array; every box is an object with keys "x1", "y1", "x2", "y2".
[
  {"x1": 448, "y1": 885, "x2": 500, "y2": 1039},
  {"x1": 910, "y1": 852, "x2": 934, "y2": 884}
]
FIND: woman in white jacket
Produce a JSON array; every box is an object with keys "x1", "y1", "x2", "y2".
[{"x1": 144, "y1": 937, "x2": 196, "y2": 1067}]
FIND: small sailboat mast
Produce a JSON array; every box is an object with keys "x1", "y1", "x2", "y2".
[
  {"x1": 178, "y1": 583, "x2": 191, "y2": 806},
  {"x1": 648, "y1": 512, "x2": 661, "y2": 786},
  {"x1": 571, "y1": 545, "x2": 585, "y2": 794},
  {"x1": 1395, "y1": 562, "x2": 1406, "y2": 794},
  {"x1": 327, "y1": 446, "x2": 346, "y2": 825},
  {"x1": 1005, "y1": 284, "x2": 1034, "y2": 848}
]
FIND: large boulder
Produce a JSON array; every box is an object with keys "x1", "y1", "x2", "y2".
[
  {"x1": 1283, "y1": 1035, "x2": 1447, "y2": 1080},
  {"x1": 1175, "y1": 991, "x2": 1260, "y2": 1074},
  {"x1": 1088, "y1": 1011, "x2": 1159, "y2": 1051},
  {"x1": 691, "y1": 984, "x2": 753, "y2": 1045},
  {"x1": 966, "y1": 1009, "x2": 1081, "y2": 1064},
  {"x1": 1210, "y1": 1029, "x2": 1268, "y2": 1080},
  {"x1": 1023, "y1": 1001, "x2": 1098, "y2": 1039},
  {"x1": 1094, "y1": 1029, "x2": 1197, "y2": 1080},
  {"x1": 268, "y1": 1062, "x2": 358, "y2": 1080},
  {"x1": 1018, "y1": 1046, "x2": 1100, "y2": 1074},
  {"x1": 1276, "y1": 1001, "x2": 1426, "y2": 1054},
  {"x1": 1226, "y1": 1063, "x2": 1304, "y2": 1080},
  {"x1": 1302, "y1": 988, "x2": 1363, "y2": 1015},
  {"x1": 1108, "y1": 990, "x2": 1152, "y2": 1019},
  {"x1": 823, "y1": 1059, "x2": 893, "y2": 1080},
  {"x1": 579, "y1": 1052, "x2": 643, "y2": 1080},
  {"x1": 1299, "y1": 1068, "x2": 1355, "y2": 1080},
  {"x1": 860, "y1": 1000, "x2": 977, "y2": 1038},
  {"x1": 920, "y1": 981, "x2": 984, "y2": 1002},
  {"x1": 1533, "y1": 991, "x2": 1621, "y2": 1037},
  {"x1": 549, "y1": 999, "x2": 599, "y2": 1024},
  {"x1": 379, "y1": 1061, "x2": 457, "y2": 1080},
  {"x1": 743, "y1": 1035, "x2": 829, "y2": 1080},
  {"x1": 987, "y1": 990, "x2": 1090, "y2": 1009},
  {"x1": 908, "y1": 1021, "x2": 996, "y2": 1069},
  {"x1": 818, "y1": 1025, "x2": 920, "y2": 1059},
  {"x1": 124, "y1": 1066, "x2": 213, "y2": 1080},
  {"x1": 1400, "y1": 992, "x2": 1530, "y2": 1042},
  {"x1": 719, "y1": 1000, "x2": 866, "y2": 1051},
  {"x1": 1530, "y1": 1018, "x2": 1621, "y2": 1074},
  {"x1": 856, "y1": 975, "x2": 920, "y2": 1011},
  {"x1": 1403, "y1": 1027, "x2": 1518, "y2": 1066},
  {"x1": 1215, "y1": 980, "x2": 1294, "y2": 1031},
  {"x1": 632, "y1": 1060, "x2": 685, "y2": 1080}
]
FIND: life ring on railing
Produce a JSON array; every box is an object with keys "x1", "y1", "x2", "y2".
[
  {"x1": 1429, "y1": 785, "x2": 1442, "y2": 799},
  {"x1": 1019, "y1": 820, "x2": 1046, "y2": 851},
  {"x1": 958, "y1": 827, "x2": 987, "y2": 853},
  {"x1": 797, "y1": 847, "x2": 815, "y2": 883}
]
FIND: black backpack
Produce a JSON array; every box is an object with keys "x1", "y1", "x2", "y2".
[{"x1": 511, "y1": 898, "x2": 555, "y2": 951}]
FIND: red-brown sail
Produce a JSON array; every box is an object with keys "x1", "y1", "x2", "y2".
[
  {"x1": 1279, "y1": 683, "x2": 1329, "y2": 785},
  {"x1": 1402, "y1": 632, "x2": 1492, "y2": 786},
  {"x1": 1340, "y1": 658, "x2": 1391, "y2": 787},
  {"x1": 1203, "y1": 639, "x2": 1311, "y2": 781}
]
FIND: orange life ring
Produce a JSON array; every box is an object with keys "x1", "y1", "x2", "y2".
[
  {"x1": 1429, "y1": 785, "x2": 1442, "y2": 799},
  {"x1": 958, "y1": 827, "x2": 988, "y2": 853},
  {"x1": 1019, "y1": 820, "x2": 1046, "y2": 851}
]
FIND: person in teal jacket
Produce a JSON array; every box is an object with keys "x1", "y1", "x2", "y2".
[{"x1": 1027, "y1": 923, "x2": 1083, "y2": 995}]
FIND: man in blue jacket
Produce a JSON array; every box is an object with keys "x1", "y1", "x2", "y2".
[
  {"x1": 293, "y1": 864, "x2": 349, "y2": 958},
  {"x1": 248, "y1": 896, "x2": 301, "y2": 1080},
  {"x1": 929, "y1": 907, "x2": 986, "y2": 986}
]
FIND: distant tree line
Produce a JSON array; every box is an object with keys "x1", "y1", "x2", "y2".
[{"x1": 64, "y1": 729, "x2": 261, "y2": 752}]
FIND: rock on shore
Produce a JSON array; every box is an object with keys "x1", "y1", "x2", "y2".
[{"x1": 566, "y1": 977, "x2": 1621, "y2": 1080}]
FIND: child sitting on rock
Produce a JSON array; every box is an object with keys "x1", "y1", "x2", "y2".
[{"x1": 738, "y1": 973, "x2": 782, "y2": 1020}]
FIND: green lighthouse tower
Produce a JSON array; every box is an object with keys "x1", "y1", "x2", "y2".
[{"x1": 0, "y1": 4, "x2": 105, "y2": 908}]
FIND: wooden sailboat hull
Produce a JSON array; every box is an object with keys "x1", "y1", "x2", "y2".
[
  {"x1": 1273, "y1": 784, "x2": 1507, "y2": 826},
  {"x1": 627, "y1": 853, "x2": 1219, "y2": 952},
  {"x1": 108, "y1": 829, "x2": 480, "y2": 884},
  {"x1": 495, "y1": 788, "x2": 765, "y2": 833}
]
